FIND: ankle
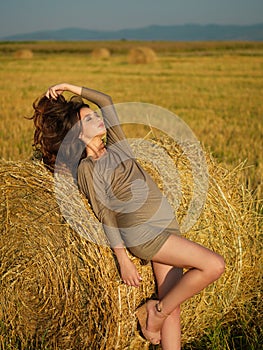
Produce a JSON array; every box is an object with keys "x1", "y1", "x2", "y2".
[{"x1": 155, "y1": 301, "x2": 169, "y2": 319}]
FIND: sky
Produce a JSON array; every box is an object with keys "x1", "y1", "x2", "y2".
[{"x1": 0, "y1": 0, "x2": 263, "y2": 37}]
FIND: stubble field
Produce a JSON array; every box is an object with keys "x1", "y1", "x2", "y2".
[
  {"x1": 0, "y1": 41, "x2": 262, "y2": 349},
  {"x1": 0, "y1": 41, "x2": 262, "y2": 199}
]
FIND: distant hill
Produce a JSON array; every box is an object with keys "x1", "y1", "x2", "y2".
[{"x1": 1, "y1": 23, "x2": 263, "y2": 41}]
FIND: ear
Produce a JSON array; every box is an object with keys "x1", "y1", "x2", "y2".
[{"x1": 79, "y1": 132, "x2": 91, "y2": 145}]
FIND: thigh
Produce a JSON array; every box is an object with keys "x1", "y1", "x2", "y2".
[
  {"x1": 152, "y1": 262, "x2": 183, "y2": 299},
  {"x1": 152, "y1": 234, "x2": 222, "y2": 271}
]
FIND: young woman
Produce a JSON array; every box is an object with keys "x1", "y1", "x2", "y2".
[{"x1": 32, "y1": 83, "x2": 225, "y2": 349}]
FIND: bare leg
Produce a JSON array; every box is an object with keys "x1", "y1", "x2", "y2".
[
  {"x1": 146, "y1": 234, "x2": 225, "y2": 338},
  {"x1": 152, "y1": 262, "x2": 183, "y2": 350}
]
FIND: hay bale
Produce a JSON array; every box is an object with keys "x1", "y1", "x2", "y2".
[
  {"x1": 14, "y1": 49, "x2": 34, "y2": 59},
  {"x1": 91, "y1": 48, "x2": 111, "y2": 60},
  {"x1": 0, "y1": 139, "x2": 261, "y2": 349},
  {"x1": 0, "y1": 160, "x2": 154, "y2": 350},
  {"x1": 128, "y1": 47, "x2": 157, "y2": 64}
]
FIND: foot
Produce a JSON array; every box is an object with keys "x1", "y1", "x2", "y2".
[
  {"x1": 136, "y1": 300, "x2": 168, "y2": 345},
  {"x1": 146, "y1": 300, "x2": 168, "y2": 337}
]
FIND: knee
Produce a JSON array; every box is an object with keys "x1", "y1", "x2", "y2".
[
  {"x1": 214, "y1": 254, "x2": 225, "y2": 279},
  {"x1": 207, "y1": 254, "x2": 225, "y2": 282}
]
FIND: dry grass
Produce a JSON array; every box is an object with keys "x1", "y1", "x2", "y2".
[
  {"x1": 0, "y1": 135, "x2": 261, "y2": 349},
  {"x1": 128, "y1": 47, "x2": 157, "y2": 64},
  {"x1": 0, "y1": 159, "x2": 154, "y2": 350}
]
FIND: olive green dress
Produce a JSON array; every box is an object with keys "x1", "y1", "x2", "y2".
[{"x1": 77, "y1": 87, "x2": 180, "y2": 260}]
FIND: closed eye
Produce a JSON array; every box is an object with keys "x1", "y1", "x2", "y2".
[{"x1": 84, "y1": 112, "x2": 100, "y2": 122}]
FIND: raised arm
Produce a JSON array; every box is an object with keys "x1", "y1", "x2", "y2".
[
  {"x1": 46, "y1": 83, "x2": 113, "y2": 108},
  {"x1": 46, "y1": 83, "x2": 82, "y2": 99},
  {"x1": 46, "y1": 83, "x2": 128, "y2": 146}
]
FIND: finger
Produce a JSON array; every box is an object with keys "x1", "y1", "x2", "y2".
[
  {"x1": 137, "y1": 273, "x2": 142, "y2": 281},
  {"x1": 45, "y1": 90, "x2": 51, "y2": 99},
  {"x1": 127, "y1": 279, "x2": 135, "y2": 287},
  {"x1": 46, "y1": 89, "x2": 54, "y2": 99},
  {"x1": 135, "y1": 279, "x2": 141, "y2": 287},
  {"x1": 130, "y1": 279, "x2": 140, "y2": 288},
  {"x1": 136, "y1": 272, "x2": 142, "y2": 282},
  {"x1": 50, "y1": 89, "x2": 58, "y2": 99}
]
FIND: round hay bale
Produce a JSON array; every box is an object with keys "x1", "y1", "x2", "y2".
[
  {"x1": 91, "y1": 48, "x2": 111, "y2": 60},
  {"x1": 14, "y1": 49, "x2": 34, "y2": 59},
  {"x1": 128, "y1": 46, "x2": 157, "y2": 64},
  {"x1": 0, "y1": 139, "x2": 261, "y2": 349},
  {"x1": 0, "y1": 160, "x2": 154, "y2": 350}
]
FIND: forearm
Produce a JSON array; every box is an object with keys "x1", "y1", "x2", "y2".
[
  {"x1": 63, "y1": 83, "x2": 82, "y2": 96},
  {"x1": 81, "y1": 86, "x2": 113, "y2": 109},
  {"x1": 47, "y1": 83, "x2": 113, "y2": 107}
]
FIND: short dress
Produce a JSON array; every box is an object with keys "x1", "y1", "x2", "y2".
[{"x1": 77, "y1": 87, "x2": 180, "y2": 260}]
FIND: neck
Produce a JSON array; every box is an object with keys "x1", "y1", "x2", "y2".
[{"x1": 86, "y1": 137, "x2": 106, "y2": 159}]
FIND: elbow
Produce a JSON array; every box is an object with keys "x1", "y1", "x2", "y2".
[{"x1": 103, "y1": 93, "x2": 113, "y2": 106}]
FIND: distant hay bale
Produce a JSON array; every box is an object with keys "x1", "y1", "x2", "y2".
[
  {"x1": 128, "y1": 46, "x2": 157, "y2": 64},
  {"x1": 14, "y1": 49, "x2": 34, "y2": 59},
  {"x1": 91, "y1": 48, "x2": 111, "y2": 60},
  {"x1": 0, "y1": 138, "x2": 261, "y2": 349}
]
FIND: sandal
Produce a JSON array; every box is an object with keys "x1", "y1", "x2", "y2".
[{"x1": 135, "y1": 300, "x2": 169, "y2": 345}]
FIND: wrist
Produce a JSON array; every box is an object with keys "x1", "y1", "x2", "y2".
[
  {"x1": 113, "y1": 247, "x2": 130, "y2": 262},
  {"x1": 65, "y1": 83, "x2": 82, "y2": 96}
]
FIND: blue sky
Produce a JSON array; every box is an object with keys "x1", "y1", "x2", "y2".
[{"x1": 0, "y1": 0, "x2": 263, "y2": 37}]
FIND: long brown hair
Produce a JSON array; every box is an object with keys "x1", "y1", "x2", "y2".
[{"x1": 31, "y1": 94, "x2": 89, "y2": 174}]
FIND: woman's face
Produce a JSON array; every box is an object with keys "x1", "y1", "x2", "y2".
[{"x1": 79, "y1": 107, "x2": 106, "y2": 143}]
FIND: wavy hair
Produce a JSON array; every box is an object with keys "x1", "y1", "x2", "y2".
[{"x1": 31, "y1": 94, "x2": 89, "y2": 174}]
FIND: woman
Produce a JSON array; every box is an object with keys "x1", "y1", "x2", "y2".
[{"x1": 32, "y1": 83, "x2": 225, "y2": 349}]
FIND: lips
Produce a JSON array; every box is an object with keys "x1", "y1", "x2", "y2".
[{"x1": 98, "y1": 122, "x2": 105, "y2": 128}]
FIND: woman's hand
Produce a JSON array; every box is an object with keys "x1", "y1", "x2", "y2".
[
  {"x1": 45, "y1": 83, "x2": 82, "y2": 99},
  {"x1": 120, "y1": 258, "x2": 142, "y2": 287},
  {"x1": 45, "y1": 83, "x2": 67, "y2": 99},
  {"x1": 113, "y1": 247, "x2": 142, "y2": 287}
]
